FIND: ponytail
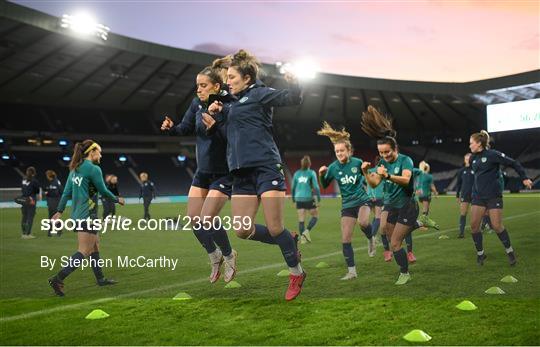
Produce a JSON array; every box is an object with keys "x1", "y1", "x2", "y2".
[
  {"x1": 69, "y1": 139, "x2": 96, "y2": 171},
  {"x1": 317, "y1": 121, "x2": 352, "y2": 151},
  {"x1": 361, "y1": 105, "x2": 398, "y2": 150},
  {"x1": 471, "y1": 130, "x2": 490, "y2": 149}
]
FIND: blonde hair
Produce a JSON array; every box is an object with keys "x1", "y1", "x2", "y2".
[
  {"x1": 471, "y1": 130, "x2": 490, "y2": 149},
  {"x1": 419, "y1": 161, "x2": 430, "y2": 173},
  {"x1": 317, "y1": 121, "x2": 352, "y2": 151}
]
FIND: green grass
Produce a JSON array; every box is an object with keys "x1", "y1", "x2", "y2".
[{"x1": 1, "y1": 195, "x2": 539, "y2": 345}]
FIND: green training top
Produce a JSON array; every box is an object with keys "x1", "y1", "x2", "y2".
[
  {"x1": 58, "y1": 159, "x2": 118, "y2": 220},
  {"x1": 378, "y1": 154, "x2": 415, "y2": 209},
  {"x1": 320, "y1": 157, "x2": 370, "y2": 209},
  {"x1": 292, "y1": 169, "x2": 321, "y2": 202},
  {"x1": 417, "y1": 172, "x2": 433, "y2": 198},
  {"x1": 367, "y1": 167, "x2": 384, "y2": 200}
]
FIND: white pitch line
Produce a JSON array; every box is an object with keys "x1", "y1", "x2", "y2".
[{"x1": 1, "y1": 210, "x2": 538, "y2": 323}]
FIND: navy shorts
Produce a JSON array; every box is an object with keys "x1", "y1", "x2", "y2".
[
  {"x1": 341, "y1": 202, "x2": 371, "y2": 218},
  {"x1": 472, "y1": 196, "x2": 503, "y2": 209},
  {"x1": 459, "y1": 193, "x2": 472, "y2": 203},
  {"x1": 296, "y1": 199, "x2": 317, "y2": 210},
  {"x1": 370, "y1": 199, "x2": 384, "y2": 207},
  {"x1": 418, "y1": 196, "x2": 431, "y2": 202},
  {"x1": 192, "y1": 171, "x2": 233, "y2": 197},
  {"x1": 231, "y1": 164, "x2": 286, "y2": 196},
  {"x1": 383, "y1": 199, "x2": 419, "y2": 227}
]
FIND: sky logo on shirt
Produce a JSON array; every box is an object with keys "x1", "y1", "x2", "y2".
[
  {"x1": 298, "y1": 176, "x2": 309, "y2": 184},
  {"x1": 340, "y1": 175, "x2": 357, "y2": 185},
  {"x1": 72, "y1": 176, "x2": 83, "y2": 187},
  {"x1": 481, "y1": 157, "x2": 487, "y2": 163}
]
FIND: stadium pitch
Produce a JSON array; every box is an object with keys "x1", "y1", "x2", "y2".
[{"x1": 1, "y1": 195, "x2": 539, "y2": 345}]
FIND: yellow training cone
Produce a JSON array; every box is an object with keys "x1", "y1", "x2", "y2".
[
  {"x1": 85, "y1": 309, "x2": 109, "y2": 320},
  {"x1": 403, "y1": 329, "x2": 432, "y2": 342},
  {"x1": 224, "y1": 281, "x2": 241, "y2": 289},
  {"x1": 315, "y1": 262, "x2": 330, "y2": 268},
  {"x1": 173, "y1": 292, "x2": 192, "y2": 300},
  {"x1": 500, "y1": 275, "x2": 518, "y2": 283},
  {"x1": 485, "y1": 286, "x2": 505, "y2": 295},
  {"x1": 456, "y1": 300, "x2": 478, "y2": 311},
  {"x1": 277, "y1": 269, "x2": 290, "y2": 277}
]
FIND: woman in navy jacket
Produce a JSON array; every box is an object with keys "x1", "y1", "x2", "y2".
[
  {"x1": 208, "y1": 50, "x2": 304, "y2": 301},
  {"x1": 161, "y1": 59, "x2": 238, "y2": 284},
  {"x1": 469, "y1": 130, "x2": 532, "y2": 266}
]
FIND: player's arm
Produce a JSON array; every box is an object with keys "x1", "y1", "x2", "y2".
[
  {"x1": 455, "y1": 170, "x2": 462, "y2": 198},
  {"x1": 291, "y1": 174, "x2": 297, "y2": 203},
  {"x1": 318, "y1": 166, "x2": 333, "y2": 189},
  {"x1": 491, "y1": 150, "x2": 532, "y2": 189},
  {"x1": 55, "y1": 172, "x2": 73, "y2": 216},
  {"x1": 90, "y1": 166, "x2": 124, "y2": 205},
  {"x1": 258, "y1": 74, "x2": 302, "y2": 107},
  {"x1": 361, "y1": 162, "x2": 382, "y2": 188},
  {"x1": 312, "y1": 171, "x2": 321, "y2": 202}
]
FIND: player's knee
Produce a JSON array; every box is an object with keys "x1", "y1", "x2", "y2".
[
  {"x1": 267, "y1": 224, "x2": 284, "y2": 236},
  {"x1": 390, "y1": 240, "x2": 401, "y2": 252}
]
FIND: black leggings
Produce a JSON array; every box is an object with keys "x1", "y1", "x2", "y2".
[{"x1": 21, "y1": 205, "x2": 36, "y2": 235}]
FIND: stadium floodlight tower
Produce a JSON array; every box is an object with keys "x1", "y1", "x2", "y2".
[
  {"x1": 275, "y1": 59, "x2": 318, "y2": 81},
  {"x1": 59, "y1": 13, "x2": 110, "y2": 41}
]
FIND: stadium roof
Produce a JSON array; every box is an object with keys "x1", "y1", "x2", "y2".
[{"x1": 1, "y1": 1, "x2": 539, "y2": 135}]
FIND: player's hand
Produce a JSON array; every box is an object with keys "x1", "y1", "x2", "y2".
[
  {"x1": 52, "y1": 212, "x2": 62, "y2": 220},
  {"x1": 523, "y1": 179, "x2": 533, "y2": 189},
  {"x1": 118, "y1": 197, "x2": 125, "y2": 206},
  {"x1": 319, "y1": 166, "x2": 328, "y2": 176},
  {"x1": 202, "y1": 113, "x2": 216, "y2": 129},
  {"x1": 208, "y1": 101, "x2": 223, "y2": 116},
  {"x1": 361, "y1": 161, "x2": 371, "y2": 173},
  {"x1": 376, "y1": 165, "x2": 387, "y2": 177},
  {"x1": 161, "y1": 116, "x2": 174, "y2": 131}
]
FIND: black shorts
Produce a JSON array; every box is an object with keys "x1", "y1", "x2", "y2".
[
  {"x1": 73, "y1": 220, "x2": 99, "y2": 235},
  {"x1": 370, "y1": 199, "x2": 384, "y2": 207},
  {"x1": 459, "y1": 193, "x2": 472, "y2": 203},
  {"x1": 472, "y1": 197, "x2": 503, "y2": 209},
  {"x1": 296, "y1": 199, "x2": 317, "y2": 210},
  {"x1": 192, "y1": 171, "x2": 233, "y2": 197},
  {"x1": 341, "y1": 203, "x2": 371, "y2": 218},
  {"x1": 418, "y1": 196, "x2": 431, "y2": 202},
  {"x1": 383, "y1": 200, "x2": 419, "y2": 227},
  {"x1": 232, "y1": 164, "x2": 286, "y2": 196}
]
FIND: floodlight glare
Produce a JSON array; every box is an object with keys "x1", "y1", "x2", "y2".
[
  {"x1": 177, "y1": 155, "x2": 186, "y2": 162},
  {"x1": 60, "y1": 13, "x2": 110, "y2": 41},
  {"x1": 62, "y1": 155, "x2": 71, "y2": 162},
  {"x1": 118, "y1": 155, "x2": 127, "y2": 162},
  {"x1": 276, "y1": 60, "x2": 318, "y2": 80}
]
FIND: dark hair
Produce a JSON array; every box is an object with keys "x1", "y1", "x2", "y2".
[
  {"x1": 361, "y1": 105, "x2": 398, "y2": 150},
  {"x1": 70, "y1": 139, "x2": 97, "y2": 171},
  {"x1": 300, "y1": 155, "x2": 311, "y2": 170},
  {"x1": 45, "y1": 170, "x2": 56, "y2": 180},
  {"x1": 25, "y1": 166, "x2": 36, "y2": 180},
  {"x1": 230, "y1": 49, "x2": 260, "y2": 85},
  {"x1": 198, "y1": 66, "x2": 223, "y2": 86},
  {"x1": 471, "y1": 130, "x2": 490, "y2": 149}
]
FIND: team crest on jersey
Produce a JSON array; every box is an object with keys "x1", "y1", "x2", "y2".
[
  {"x1": 339, "y1": 171, "x2": 343, "y2": 175},
  {"x1": 351, "y1": 167, "x2": 358, "y2": 174},
  {"x1": 481, "y1": 157, "x2": 487, "y2": 163},
  {"x1": 394, "y1": 167, "x2": 400, "y2": 174},
  {"x1": 198, "y1": 105, "x2": 202, "y2": 109},
  {"x1": 239, "y1": 97, "x2": 249, "y2": 103}
]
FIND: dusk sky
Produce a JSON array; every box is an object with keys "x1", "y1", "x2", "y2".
[{"x1": 12, "y1": 1, "x2": 539, "y2": 82}]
